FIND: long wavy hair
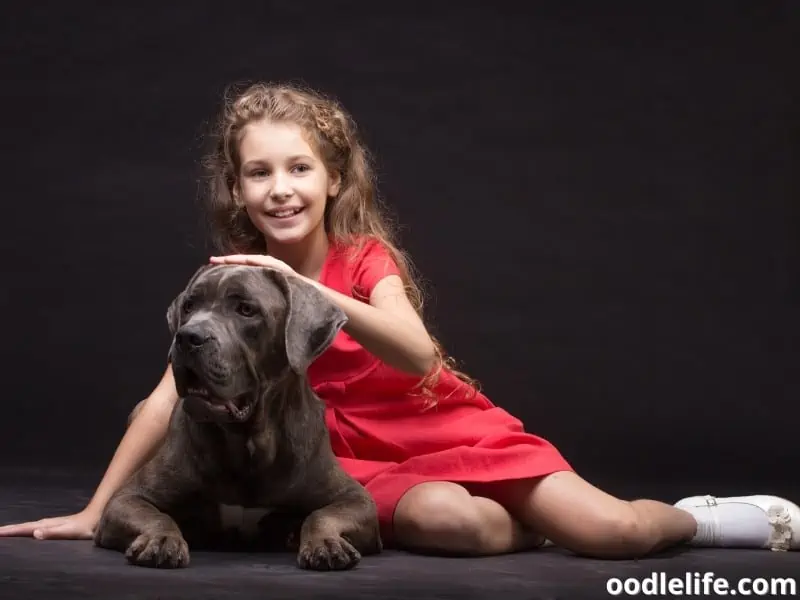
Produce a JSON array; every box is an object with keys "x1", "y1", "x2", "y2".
[{"x1": 200, "y1": 81, "x2": 479, "y2": 405}]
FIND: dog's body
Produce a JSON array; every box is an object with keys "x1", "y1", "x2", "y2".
[{"x1": 93, "y1": 265, "x2": 382, "y2": 570}]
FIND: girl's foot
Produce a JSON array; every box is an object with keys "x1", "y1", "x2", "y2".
[{"x1": 674, "y1": 494, "x2": 800, "y2": 551}]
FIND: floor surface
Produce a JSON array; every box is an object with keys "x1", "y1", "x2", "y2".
[{"x1": 1, "y1": 467, "x2": 798, "y2": 599}]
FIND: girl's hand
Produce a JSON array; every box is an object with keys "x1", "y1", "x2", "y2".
[
  {"x1": 209, "y1": 254, "x2": 296, "y2": 276},
  {"x1": 0, "y1": 510, "x2": 97, "y2": 540}
]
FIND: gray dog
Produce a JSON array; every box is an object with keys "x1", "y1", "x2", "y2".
[{"x1": 93, "y1": 264, "x2": 382, "y2": 570}]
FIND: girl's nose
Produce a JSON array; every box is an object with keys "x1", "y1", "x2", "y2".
[{"x1": 270, "y1": 173, "x2": 292, "y2": 198}]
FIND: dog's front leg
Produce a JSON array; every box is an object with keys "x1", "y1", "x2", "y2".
[
  {"x1": 94, "y1": 416, "x2": 204, "y2": 568},
  {"x1": 95, "y1": 489, "x2": 190, "y2": 568},
  {"x1": 296, "y1": 487, "x2": 382, "y2": 571}
]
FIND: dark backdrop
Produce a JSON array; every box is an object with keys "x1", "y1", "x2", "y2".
[{"x1": 0, "y1": 1, "x2": 797, "y2": 492}]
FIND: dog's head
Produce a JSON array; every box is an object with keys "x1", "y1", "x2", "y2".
[{"x1": 166, "y1": 264, "x2": 347, "y2": 424}]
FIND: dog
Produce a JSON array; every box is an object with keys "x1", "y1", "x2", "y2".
[{"x1": 93, "y1": 264, "x2": 382, "y2": 570}]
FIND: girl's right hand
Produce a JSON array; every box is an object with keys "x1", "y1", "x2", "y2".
[{"x1": 0, "y1": 510, "x2": 97, "y2": 540}]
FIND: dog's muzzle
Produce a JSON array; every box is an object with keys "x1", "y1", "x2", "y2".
[{"x1": 172, "y1": 326, "x2": 255, "y2": 423}]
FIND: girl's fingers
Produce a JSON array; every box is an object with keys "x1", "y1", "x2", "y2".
[
  {"x1": 34, "y1": 521, "x2": 93, "y2": 540},
  {"x1": 209, "y1": 255, "x2": 294, "y2": 273},
  {"x1": 0, "y1": 517, "x2": 63, "y2": 537},
  {"x1": 210, "y1": 255, "x2": 271, "y2": 266}
]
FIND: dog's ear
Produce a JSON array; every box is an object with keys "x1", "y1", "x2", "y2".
[
  {"x1": 166, "y1": 291, "x2": 184, "y2": 337},
  {"x1": 166, "y1": 264, "x2": 216, "y2": 336},
  {"x1": 263, "y1": 269, "x2": 348, "y2": 373}
]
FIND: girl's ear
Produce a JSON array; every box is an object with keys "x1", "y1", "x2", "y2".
[
  {"x1": 327, "y1": 171, "x2": 342, "y2": 198},
  {"x1": 232, "y1": 182, "x2": 243, "y2": 206}
]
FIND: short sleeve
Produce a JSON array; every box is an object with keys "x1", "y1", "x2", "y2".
[{"x1": 351, "y1": 238, "x2": 402, "y2": 300}]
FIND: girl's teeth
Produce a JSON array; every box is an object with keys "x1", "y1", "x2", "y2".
[{"x1": 272, "y1": 209, "x2": 301, "y2": 218}]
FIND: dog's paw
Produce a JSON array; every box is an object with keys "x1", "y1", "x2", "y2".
[
  {"x1": 297, "y1": 535, "x2": 361, "y2": 571},
  {"x1": 124, "y1": 532, "x2": 190, "y2": 568}
]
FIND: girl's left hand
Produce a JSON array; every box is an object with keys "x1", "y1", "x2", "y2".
[{"x1": 208, "y1": 254, "x2": 296, "y2": 275}]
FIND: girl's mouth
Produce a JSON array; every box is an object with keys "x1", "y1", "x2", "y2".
[{"x1": 266, "y1": 207, "x2": 304, "y2": 219}]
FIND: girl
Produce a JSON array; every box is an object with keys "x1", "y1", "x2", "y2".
[{"x1": 1, "y1": 81, "x2": 796, "y2": 557}]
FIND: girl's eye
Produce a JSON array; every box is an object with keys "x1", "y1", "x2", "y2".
[{"x1": 293, "y1": 164, "x2": 310, "y2": 173}]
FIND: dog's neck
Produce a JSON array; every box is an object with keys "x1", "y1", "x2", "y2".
[
  {"x1": 215, "y1": 368, "x2": 318, "y2": 462},
  {"x1": 245, "y1": 369, "x2": 297, "y2": 432}
]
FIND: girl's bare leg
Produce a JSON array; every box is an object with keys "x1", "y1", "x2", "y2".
[
  {"x1": 392, "y1": 482, "x2": 544, "y2": 555},
  {"x1": 502, "y1": 470, "x2": 799, "y2": 558}
]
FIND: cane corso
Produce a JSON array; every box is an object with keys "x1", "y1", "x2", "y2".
[{"x1": 93, "y1": 264, "x2": 382, "y2": 570}]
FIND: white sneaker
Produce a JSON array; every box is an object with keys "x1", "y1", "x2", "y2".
[{"x1": 674, "y1": 494, "x2": 800, "y2": 551}]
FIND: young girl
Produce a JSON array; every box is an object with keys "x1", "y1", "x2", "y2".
[{"x1": 1, "y1": 81, "x2": 796, "y2": 557}]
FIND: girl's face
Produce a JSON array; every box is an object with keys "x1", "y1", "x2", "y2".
[{"x1": 235, "y1": 119, "x2": 340, "y2": 248}]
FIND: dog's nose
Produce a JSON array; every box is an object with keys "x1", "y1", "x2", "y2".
[{"x1": 176, "y1": 328, "x2": 211, "y2": 350}]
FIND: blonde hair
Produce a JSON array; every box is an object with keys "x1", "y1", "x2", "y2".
[{"x1": 201, "y1": 81, "x2": 479, "y2": 405}]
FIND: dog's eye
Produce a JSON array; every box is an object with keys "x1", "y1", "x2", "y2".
[
  {"x1": 182, "y1": 299, "x2": 194, "y2": 314},
  {"x1": 236, "y1": 302, "x2": 257, "y2": 317}
]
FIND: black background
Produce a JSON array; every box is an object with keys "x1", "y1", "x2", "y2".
[{"x1": 1, "y1": 1, "x2": 796, "y2": 494}]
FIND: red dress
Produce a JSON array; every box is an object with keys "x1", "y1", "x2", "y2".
[{"x1": 307, "y1": 237, "x2": 573, "y2": 543}]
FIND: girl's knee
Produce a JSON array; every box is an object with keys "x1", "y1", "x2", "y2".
[
  {"x1": 594, "y1": 505, "x2": 649, "y2": 551},
  {"x1": 393, "y1": 482, "x2": 488, "y2": 554},
  {"x1": 510, "y1": 471, "x2": 661, "y2": 558},
  {"x1": 569, "y1": 503, "x2": 657, "y2": 558}
]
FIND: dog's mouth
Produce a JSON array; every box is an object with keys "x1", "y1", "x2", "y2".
[
  {"x1": 178, "y1": 368, "x2": 254, "y2": 422},
  {"x1": 184, "y1": 386, "x2": 254, "y2": 422}
]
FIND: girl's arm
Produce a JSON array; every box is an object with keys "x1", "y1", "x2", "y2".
[
  {"x1": 303, "y1": 273, "x2": 437, "y2": 377},
  {"x1": 208, "y1": 252, "x2": 437, "y2": 377},
  {"x1": 0, "y1": 365, "x2": 178, "y2": 539},
  {"x1": 84, "y1": 366, "x2": 178, "y2": 517}
]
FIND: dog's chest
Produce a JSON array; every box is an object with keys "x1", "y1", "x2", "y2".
[
  {"x1": 210, "y1": 434, "x2": 285, "y2": 512},
  {"x1": 216, "y1": 503, "x2": 271, "y2": 538},
  {"x1": 203, "y1": 427, "x2": 302, "y2": 537},
  {"x1": 214, "y1": 440, "x2": 282, "y2": 538},
  {"x1": 215, "y1": 431, "x2": 267, "y2": 474}
]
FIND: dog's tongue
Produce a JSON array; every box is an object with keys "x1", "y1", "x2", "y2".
[
  {"x1": 225, "y1": 399, "x2": 253, "y2": 421},
  {"x1": 225, "y1": 399, "x2": 247, "y2": 420}
]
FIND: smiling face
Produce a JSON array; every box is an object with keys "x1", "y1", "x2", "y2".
[{"x1": 234, "y1": 120, "x2": 341, "y2": 248}]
